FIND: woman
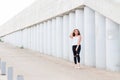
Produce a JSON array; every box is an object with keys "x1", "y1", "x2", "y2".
[{"x1": 69, "y1": 29, "x2": 82, "y2": 68}]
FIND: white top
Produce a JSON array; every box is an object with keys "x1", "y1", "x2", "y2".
[{"x1": 72, "y1": 36, "x2": 79, "y2": 45}]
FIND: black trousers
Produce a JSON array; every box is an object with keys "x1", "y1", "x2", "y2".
[{"x1": 72, "y1": 45, "x2": 81, "y2": 64}]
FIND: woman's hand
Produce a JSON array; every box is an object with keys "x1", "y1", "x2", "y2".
[
  {"x1": 69, "y1": 31, "x2": 74, "y2": 39},
  {"x1": 75, "y1": 48, "x2": 78, "y2": 51}
]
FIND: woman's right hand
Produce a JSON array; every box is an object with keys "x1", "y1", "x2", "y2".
[{"x1": 69, "y1": 31, "x2": 73, "y2": 39}]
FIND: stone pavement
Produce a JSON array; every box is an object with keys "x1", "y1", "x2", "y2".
[{"x1": 0, "y1": 42, "x2": 120, "y2": 80}]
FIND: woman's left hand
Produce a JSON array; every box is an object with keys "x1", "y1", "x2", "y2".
[{"x1": 75, "y1": 48, "x2": 78, "y2": 51}]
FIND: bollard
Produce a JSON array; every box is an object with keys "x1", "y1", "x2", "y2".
[
  {"x1": 17, "y1": 75, "x2": 24, "y2": 80},
  {"x1": 1, "y1": 61, "x2": 6, "y2": 75},
  {"x1": 8, "y1": 67, "x2": 13, "y2": 80},
  {"x1": 0, "y1": 58, "x2": 1, "y2": 69}
]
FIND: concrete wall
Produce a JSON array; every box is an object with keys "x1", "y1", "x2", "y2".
[{"x1": 0, "y1": 0, "x2": 120, "y2": 37}]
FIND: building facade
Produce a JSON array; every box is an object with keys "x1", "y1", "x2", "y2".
[{"x1": 0, "y1": 0, "x2": 120, "y2": 72}]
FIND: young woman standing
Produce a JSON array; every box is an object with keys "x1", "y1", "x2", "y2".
[{"x1": 69, "y1": 29, "x2": 82, "y2": 68}]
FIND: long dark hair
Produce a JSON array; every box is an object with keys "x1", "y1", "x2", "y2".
[{"x1": 72, "y1": 29, "x2": 80, "y2": 37}]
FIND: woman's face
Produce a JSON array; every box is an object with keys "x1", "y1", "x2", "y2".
[{"x1": 74, "y1": 29, "x2": 79, "y2": 35}]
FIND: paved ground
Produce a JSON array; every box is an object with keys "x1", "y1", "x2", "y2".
[{"x1": 0, "y1": 42, "x2": 120, "y2": 80}]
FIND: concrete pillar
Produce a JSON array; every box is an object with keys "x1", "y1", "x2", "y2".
[
  {"x1": 46, "y1": 21, "x2": 49, "y2": 55},
  {"x1": 25, "y1": 28, "x2": 29, "y2": 48},
  {"x1": 22, "y1": 29, "x2": 26, "y2": 48},
  {"x1": 16, "y1": 31, "x2": 19, "y2": 47},
  {"x1": 19, "y1": 30, "x2": 22, "y2": 48},
  {"x1": 51, "y1": 19, "x2": 56, "y2": 56},
  {"x1": 39, "y1": 23, "x2": 41, "y2": 52},
  {"x1": 47, "y1": 20, "x2": 52, "y2": 55},
  {"x1": 63, "y1": 15, "x2": 69, "y2": 60},
  {"x1": 12, "y1": 33, "x2": 14, "y2": 45},
  {"x1": 15, "y1": 32, "x2": 18, "y2": 46},
  {"x1": 21, "y1": 30, "x2": 23, "y2": 48},
  {"x1": 28, "y1": 28, "x2": 31, "y2": 49},
  {"x1": 84, "y1": 7, "x2": 95, "y2": 66},
  {"x1": 33, "y1": 26, "x2": 36, "y2": 51},
  {"x1": 106, "y1": 19, "x2": 120, "y2": 71},
  {"x1": 10, "y1": 34, "x2": 12, "y2": 45},
  {"x1": 0, "y1": 58, "x2": 1, "y2": 68},
  {"x1": 15, "y1": 32, "x2": 17, "y2": 46},
  {"x1": 36, "y1": 25, "x2": 39, "y2": 51},
  {"x1": 95, "y1": 12, "x2": 106, "y2": 69},
  {"x1": 24, "y1": 29, "x2": 28, "y2": 48},
  {"x1": 7, "y1": 67, "x2": 13, "y2": 80},
  {"x1": 10, "y1": 35, "x2": 12, "y2": 44},
  {"x1": 25, "y1": 29, "x2": 28, "y2": 48},
  {"x1": 119, "y1": 25, "x2": 120, "y2": 71},
  {"x1": 29, "y1": 28, "x2": 31, "y2": 49},
  {"x1": 17, "y1": 31, "x2": 20, "y2": 47},
  {"x1": 34, "y1": 25, "x2": 38, "y2": 51},
  {"x1": 11, "y1": 34, "x2": 13, "y2": 45},
  {"x1": 13, "y1": 33, "x2": 16, "y2": 45},
  {"x1": 69, "y1": 12, "x2": 76, "y2": 61},
  {"x1": 13, "y1": 32, "x2": 15, "y2": 45},
  {"x1": 37, "y1": 24, "x2": 40, "y2": 52},
  {"x1": 11, "y1": 34, "x2": 14, "y2": 45},
  {"x1": 1, "y1": 61, "x2": 6, "y2": 75},
  {"x1": 14, "y1": 32, "x2": 16, "y2": 46},
  {"x1": 17, "y1": 75, "x2": 24, "y2": 80},
  {"x1": 40, "y1": 23, "x2": 43, "y2": 53},
  {"x1": 31, "y1": 27, "x2": 34, "y2": 50},
  {"x1": 75, "y1": 9, "x2": 84, "y2": 64},
  {"x1": 43, "y1": 22, "x2": 47, "y2": 54},
  {"x1": 56, "y1": 17, "x2": 63, "y2": 58},
  {"x1": 30, "y1": 27, "x2": 34, "y2": 50},
  {"x1": 12, "y1": 33, "x2": 16, "y2": 46}
]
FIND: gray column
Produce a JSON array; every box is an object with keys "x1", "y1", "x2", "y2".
[
  {"x1": 119, "y1": 25, "x2": 120, "y2": 71},
  {"x1": 27, "y1": 28, "x2": 30, "y2": 49},
  {"x1": 106, "y1": 19, "x2": 120, "y2": 71},
  {"x1": 33, "y1": 26, "x2": 37, "y2": 51},
  {"x1": 36, "y1": 24, "x2": 39, "y2": 51},
  {"x1": 0, "y1": 58, "x2": 1, "y2": 68},
  {"x1": 45, "y1": 21, "x2": 49, "y2": 55},
  {"x1": 26, "y1": 29, "x2": 29, "y2": 48},
  {"x1": 1, "y1": 61, "x2": 6, "y2": 75},
  {"x1": 19, "y1": 30, "x2": 23, "y2": 48},
  {"x1": 13, "y1": 32, "x2": 16, "y2": 46},
  {"x1": 47, "y1": 20, "x2": 52, "y2": 55},
  {"x1": 63, "y1": 15, "x2": 69, "y2": 60},
  {"x1": 34, "y1": 25, "x2": 37, "y2": 51},
  {"x1": 21, "y1": 30, "x2": 23, "y2": 48},
  {"x1": 8, "y1": 67, "x2": 13, "y2": 80},
  {"x1": 25, "y1": 29, "x2": 28, "y2": 48},
  {"x1": 22, "y1": 29, "x2": 26, "y2": 48},
  {"x1": 43, "y1": 22, "x2": 47, "y2": 54},
  {"x1": 84, "y1": 7, "x2": 95, "y2": 66},
  {"x1": 30, "y1": 27, "x2": 33, "y2": 50},
  {"x1": 17, "y1": 75, "x2": 24, "y2": 80},
  {"x1": 69, "y1": 12, "x2": 75, "y2": 61},
  {"x1": 31, "y1": 27, "x2": 34, "y2": 50},
  {"x1": 37, "y1": 24, "x2": 41, "y2": 52},
  {"x1": 95, "y1": 12, "x2": 106, "y2": 69},
  {"x1": 40, "y1": 23, "x2": 43, "y2": 53},
  {"x1": 75, "y1": 9, "x2": 84, "y2": 64},
  {"x1": 51, "y1": 19, "x2": 56, "y2": 56},
  {"x1": 56, "y1": 17, "x2": 63, "y2": 58},
  {"x1": 16, "y1": 32, "x2": 19, "y2": 47}
]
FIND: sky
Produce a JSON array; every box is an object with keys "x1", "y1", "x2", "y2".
[{"x1": 0, "y1": 0, "x2": 36, "y2": 26}]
